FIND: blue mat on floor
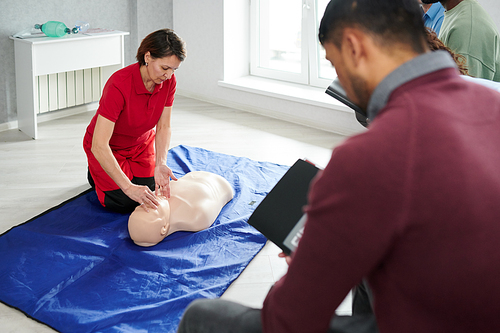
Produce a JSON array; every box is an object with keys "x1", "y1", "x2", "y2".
[{"x1": 0, "y1": 145, "x2": 288, "y2": 333}]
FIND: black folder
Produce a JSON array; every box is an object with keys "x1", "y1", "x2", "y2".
[{"x1": 247, "y1": 159, "x2": 320, "y2": 255}]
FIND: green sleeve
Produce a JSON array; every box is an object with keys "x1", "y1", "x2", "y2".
[{"x1": 462, "y1": 54, "x2": 495, "y2": 80}]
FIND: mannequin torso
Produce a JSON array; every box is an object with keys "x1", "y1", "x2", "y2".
[
  {"x1": 128, "y1": 171, "x2": 234, "y2": 247},
  {"x1": 167, "y1": 171, "x2": 234, "y2": 234}
]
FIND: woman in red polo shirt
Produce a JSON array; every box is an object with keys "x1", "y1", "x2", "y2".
[{"x1": 83, "y1": 29, "x2": 186, "y2": 213}]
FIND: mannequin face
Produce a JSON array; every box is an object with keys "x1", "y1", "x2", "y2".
[{"x1": 128, "y1": 197, "x2": 171, "y2": 247}]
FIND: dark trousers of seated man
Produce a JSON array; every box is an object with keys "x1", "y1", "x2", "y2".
[{"x1": 177, "y1": 281, "x2": 379, "y2": 333}]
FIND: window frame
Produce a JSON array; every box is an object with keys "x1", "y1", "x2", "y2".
[{"x1": 250, "y1": 0, "x2": 336, "y2": 88}]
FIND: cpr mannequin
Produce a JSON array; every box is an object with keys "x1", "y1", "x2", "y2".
[{"x1": 128, "y1": 171, "x2": 234, "y2": 247}]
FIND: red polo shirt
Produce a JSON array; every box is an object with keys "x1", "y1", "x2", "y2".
[
  {"x1": 84, "y1": 62, "x2": 176, "y2": 151},
  {"x1": 83, "y1": 63, "x2": 176, "y2": 204}
]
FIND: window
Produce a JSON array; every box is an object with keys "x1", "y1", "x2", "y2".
[{"x1": 250, "y1": 0, "x2": 336, "y2": 88}]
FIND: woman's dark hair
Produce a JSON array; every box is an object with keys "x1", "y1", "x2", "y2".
[
  {"x1": 426, "y1": 28, "x2": 469, "y2": 76},
  {"x1": 319, "y1": 0, "x2": 427, "y2": 54},
  {"x1": 136, "y1": 29, "x2": 186, "y2": 65}
]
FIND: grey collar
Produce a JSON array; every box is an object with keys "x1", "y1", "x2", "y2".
[{"x1": 367, "y1": 51, "x2": 457, "y2": 120}]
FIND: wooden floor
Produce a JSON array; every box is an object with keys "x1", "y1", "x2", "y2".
[{"x1": 0, "y1": 95, "x2": 351, "y2": 331}]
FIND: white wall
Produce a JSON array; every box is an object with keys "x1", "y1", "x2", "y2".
[
  {"x1": 173, "y1": 0, "x2": 225, "y2": 101},
  {"x1": 172, "y1": 0, "x2": 500, "y2": 136},
  {"x1": 130, "y1": 0, "x2": 174, "y2": 64},
  {"x1": 172, "y1": 0, "x2": 365, "y2": 136},
  {"x1": 0, "y1": 0, "x2": 173, "y2": 128},
  {"x1": 477, "y1": 0, "x2": 500, "y2": 30},
  {"x1": 0, "y1": 0, "x2": 128, "y2": 125}
]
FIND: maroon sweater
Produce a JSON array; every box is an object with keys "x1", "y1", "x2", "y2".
[{"x1": 262, "y1": 67, "x2": 500, "y2": 332}]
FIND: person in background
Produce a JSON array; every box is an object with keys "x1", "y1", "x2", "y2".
[
  {"x1": 177, "y1": 0, "x2": 500, "y2": 332},
  {"x1": 83, "y1": 29, "x2": 186, "y2": 213},
  {"x1": 420, "y1": 0, "x2": 445, "y2": 34},
  {"x1": 426, "y1": 28, "x2": 468, "y2": 75},
  {"x1": 422, "y1": 0, "x2": 500, "y2": 81}
]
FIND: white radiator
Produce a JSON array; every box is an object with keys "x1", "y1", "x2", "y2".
[{"x1": 35, "y1": 67, "x2": 102, "y2": 114}]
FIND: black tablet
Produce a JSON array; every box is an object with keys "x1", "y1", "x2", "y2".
[{"x1": 247, "y1": 159, "x2": 320, "y2": 254}]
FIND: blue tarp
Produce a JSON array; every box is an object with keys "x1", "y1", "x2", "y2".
[{"x1": 0, "y1": 145, "x2": 288, "y2": 333}]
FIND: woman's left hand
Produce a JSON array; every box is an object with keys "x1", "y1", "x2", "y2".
[{"x1": 154, "y1": 164, "x2": 178, "y2": 198}]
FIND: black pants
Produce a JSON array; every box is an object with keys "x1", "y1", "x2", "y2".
[
  {"x1": 329, "y1": 281, "x2": 379, "y2": 333},
  {"x1": 87, "y1": 169, "x2": 155, "y2": 214},
  {"x1": 177, "y1": 281, "x2": 379, "y2": 333},
  {"x1": 177, "y1": 299, "x2": 262, "y2": 333}
]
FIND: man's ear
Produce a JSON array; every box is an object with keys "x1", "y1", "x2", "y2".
[{"x1": 341, "y1": 28, "x2": 367, "y2": 69}]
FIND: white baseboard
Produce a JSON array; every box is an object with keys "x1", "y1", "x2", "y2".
[{"x1": 0, "y1": 120, "x2": 18, "y2": 132}]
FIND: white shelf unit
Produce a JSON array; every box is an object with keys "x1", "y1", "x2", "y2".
[{"x1": 10, "y1": 31, "x2": 129, "y2": 139}]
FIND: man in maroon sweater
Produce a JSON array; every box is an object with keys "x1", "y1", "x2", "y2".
[{"x1": 177, "y1": 0, "x2": 500, "y2": 332}]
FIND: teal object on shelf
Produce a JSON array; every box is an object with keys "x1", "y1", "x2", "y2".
[{"x1": 35, "y1": 21, "x2": 71, "y2": 37}]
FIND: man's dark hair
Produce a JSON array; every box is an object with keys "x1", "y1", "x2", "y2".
[
  {"x1": 319, "y1": 0, "x2": 427, "y2": 54},
  {"x1": 136, "y1": 29, "x2": 186, "y2": 65}
]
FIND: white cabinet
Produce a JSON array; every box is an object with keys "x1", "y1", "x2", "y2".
[{"x1": 10, "y1": 31, "x2": 129, "y2": 139}]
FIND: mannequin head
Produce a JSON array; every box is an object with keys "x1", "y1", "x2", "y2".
[
  {"x1": 128, "y1": 197, "x2": 171, "y2": 247},
  {"x1": 127, "y1": 171, "x2": 234, "y2": 247}
]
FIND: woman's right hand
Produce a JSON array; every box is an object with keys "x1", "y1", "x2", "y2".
[{"x1": 124, "y1": 183, "x2": 159, "y2": 212}]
